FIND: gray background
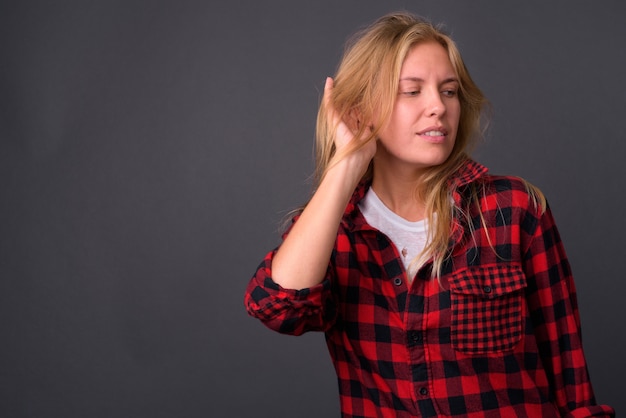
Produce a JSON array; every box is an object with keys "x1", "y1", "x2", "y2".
[{"x1": 1, "y1": 1, "x2": 623, "y2": 417}]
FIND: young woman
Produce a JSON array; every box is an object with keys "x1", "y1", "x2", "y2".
[{"x1": 244, "y1": 12, "x2": 614, "y2": 417}]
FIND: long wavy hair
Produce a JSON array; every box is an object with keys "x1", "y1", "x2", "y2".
[
  {"x1": 312, "y1": 12, "x2": 483, "y2": 278},
  {"x1": 316, "y1": 13, "x2": 485, "y2": 181},
  {"x1": 312, "y1": 12, "x2": 545, "y2": 278}
]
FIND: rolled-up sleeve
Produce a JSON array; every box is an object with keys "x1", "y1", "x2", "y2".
[{"x1": 244, "y1": 249, "x2": 337, "y2": 335}]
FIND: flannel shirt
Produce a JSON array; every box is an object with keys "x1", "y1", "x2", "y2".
[{"x1": 245, "y1": 159, "x2": 614, "y2": 417}]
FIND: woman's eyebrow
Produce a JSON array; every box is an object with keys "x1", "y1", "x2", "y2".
[
  {"x1": 399, "y1": 77, "x2": 424, "y2": 82},
  {"x1": 399, "y1": 77, "x2": 459, "y2": 84}
]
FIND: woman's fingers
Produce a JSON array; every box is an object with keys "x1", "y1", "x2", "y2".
[
  {"x1": 324, "y1": 77, "x2": 340, "y2": 126},
  {"x1": 324, "y1": 77, "x2": 376, "y2": 162},
  {"x1": 324, "y1": 77, "x2": 354, "y2": 149}
]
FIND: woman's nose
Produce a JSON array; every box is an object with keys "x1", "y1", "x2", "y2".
[{"x1": 425, "y1": 88, "x2": 445, "y2": 116}]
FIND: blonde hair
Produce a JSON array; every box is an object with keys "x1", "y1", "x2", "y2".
[
  {"x1": 316, "y1": 13, "x2": 484, "y2": 181},
  {"x1": 313, "y1": 12, "x2": 482, "y2": 277},
  {"x1": 313, "y1": 12, "x2": 544, "y2": 278}
]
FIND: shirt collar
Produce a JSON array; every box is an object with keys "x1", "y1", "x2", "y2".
[
  {"x1": 344, "y1": 158, "x2": 488, "y2": 231},
  {"x1": 447, "y1": 158, "x2": 488, "y2": 190}
]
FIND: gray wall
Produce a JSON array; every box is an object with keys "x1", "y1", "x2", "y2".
[{"x1": 1, "y1": 1, "x2": 623, "y2": 417}]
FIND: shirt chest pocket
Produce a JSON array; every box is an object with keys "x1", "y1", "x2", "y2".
[{"x1": 448, "y1": 265, "x2": 527, "y2": 355}]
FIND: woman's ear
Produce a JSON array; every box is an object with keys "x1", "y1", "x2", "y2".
[{"x1": 345, "y1": 108, "x2": 362, "y2": 132}]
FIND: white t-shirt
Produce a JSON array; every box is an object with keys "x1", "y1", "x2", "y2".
[{"x1": 358, "y1": 188, "x2": 429, "y2": 280}]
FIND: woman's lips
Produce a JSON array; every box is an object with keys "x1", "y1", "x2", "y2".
[{"x1": 417, "y1": 127, "x2": 447, "y2": 143}]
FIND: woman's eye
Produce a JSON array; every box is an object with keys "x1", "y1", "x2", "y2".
[
  {"x1": 442, "y1": 89, "x2": 458, "y2": 97},
  {"x1": 403, "y1": 90, "x2": 420, "y2": 96}
]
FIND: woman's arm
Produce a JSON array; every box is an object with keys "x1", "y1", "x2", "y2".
[
  {"x1": 522, "y1": 205, "x2": 614, "y2": 417},
  {"x1": 271, "y1": 77, "x2": 375, "y2": 290}
]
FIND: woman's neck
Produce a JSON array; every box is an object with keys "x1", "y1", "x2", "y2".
[{"x1": 370, "y1": 169, "x2": 427, "y2": 222}]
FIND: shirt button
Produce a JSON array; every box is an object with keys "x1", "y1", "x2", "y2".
[
  {"x1": 419, "y1": 387, "x2": 428, "y2": 396},
  {"x1": 393, "y1": 277, "x2": 403, "y2": 286},
  {"x1": 410, "y1": 331, "x2": 422, "y2": 343},
  {"x1": 483, "y1": 285, "x2": 492, "y2": 294}
]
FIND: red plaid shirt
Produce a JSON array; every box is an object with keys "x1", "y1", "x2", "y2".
[{"x1": 245, "y1": 159, "x2": 614, "y2": 417}]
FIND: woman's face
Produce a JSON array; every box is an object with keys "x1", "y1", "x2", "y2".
[{"x1": 375, "y1": 41, "x2": 461, "y2": 176}]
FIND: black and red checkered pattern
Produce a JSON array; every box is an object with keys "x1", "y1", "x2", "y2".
[{"x1": 245, "y1": 159, "x2": 614, "y2": 417}]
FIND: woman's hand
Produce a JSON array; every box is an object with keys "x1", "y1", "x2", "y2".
[{"x1": 324, "y1": 77, "x2": 377, "y2": 173}]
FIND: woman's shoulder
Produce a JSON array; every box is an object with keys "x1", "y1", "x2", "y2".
[
  {"x1": 472, "y1": 174, "x2": 547, "y2": 214},
  {"x1": 480, "y1": 174, "x2": 537, "y2": 192}
]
